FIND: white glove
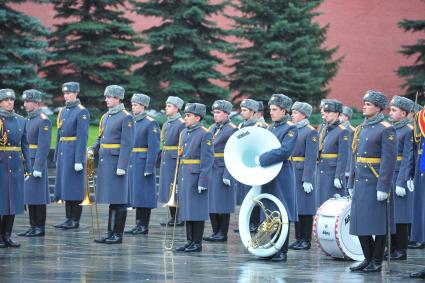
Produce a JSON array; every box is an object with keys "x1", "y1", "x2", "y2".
[
  {"x1": 407, "y1": 179, "x2": 415, "y2": 192},
  {"x1": 254, "y1": 156, "x2": 260, "y2": 166},
  {"x1": 144, "y1": 172, "x2": 152, "y2": 177},
  {"x1": 87, "y1": 148, "x2": 94, "y2": 158},
  {"x1": 348, "y1": 189, "x2": 353, "y2": 197},
  {"x1": 32, "y1": 170, "x2": 42, "y2": 178},
  {"x1": 377, "y1": 191, "x2": 388, "y2": 201},
  {"x1": 198, "y1": 186, "x2": 207, "y2": 194},
  {"x1": 223, "y1": 178, "x2": 231, "y2": 186},
  {"x1": 24, "y1": 174, "x2": 30, "y2": 181},
  {"x1": 302, "y1": 182, "x2": 313, "y2": 194},
  {"x1": 116, "y1": 168, "x2": 126, "y2": 176},
  {"x1": 74, "y1": 163, "x2": 83, "y2": 172},
  {"x1": 396, "y1": 186, "x2": 406, "y2": 197},
  {"x1": 334, "y1": 178, "x2": 343, "y2": 189}
]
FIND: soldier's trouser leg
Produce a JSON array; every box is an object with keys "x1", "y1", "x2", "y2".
[
  {"x1": 358, "y1": 235, "x2": 373, "y2": 260},
  {"x1": 0, "y1": 216, "x2": 4, "y2": 248},
  {"x1": 65, "y1": 201, "x2": 72, "y2": 219},
  {"x1": 29, "y1": 205, "x2": 36, "y2": 227},
  {"x1": 219, "y1": 214, "x2": 230, "y2": 236},
  {"x1": 281, "y1": 222, "x2": 290, "y2": 253},
  {"x1": 136, "y1": 208, "x2": 142, "y2": 225},
  {"x1": 2, "y1": 215, "x2": 20, "y2": 247},
  {"x1": 140, "y1": 208, "x2": 151, "y2": 227},
  {"x1": 35, "y1": 205, "x2": 47, "y2": 228},
  {"x1": 372, "y1": 235, "x2": 386, "y2": 261},
  {"x1": 294, "y1": 221, "x2": 302, "y2": 241},
  {"x1": 70, "y1": 201, "x2": 83, "y2": 222},
  {"x1": 395, "y1": 224, "x2": 408, "y2": 251},
  {"x1": 104, "y1": 205, "x2": 127, "y2": 244},
  {"x1": 250, "y1": 206, "x2": 260, "y2": 228},
  {"x1": 209, "y1": 213, "x2": 219, "y2": 235},
  {"x1": 300, "y1": 215, "x2": 313, "y2": 242},
  {"x1": 95, "y1": 207, "x2": 114, "y2": 243},
  {"x1": 193, "y1": 221, "x2": 205, "y2": 245},
  {"x1": 169, "y1": 207, "x2": 176, "y2": 221},
  {"x1": 186, "y1": 221, "x2": 193, "y2": 243}
]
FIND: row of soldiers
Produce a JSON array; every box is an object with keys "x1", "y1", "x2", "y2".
[{"x1": 1, "y1": 84, "x2": 425, "y2": 277}]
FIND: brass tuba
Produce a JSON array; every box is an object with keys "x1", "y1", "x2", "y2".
[{"x1": 224, "y1": 126, "x2": 289, "y2": 258}]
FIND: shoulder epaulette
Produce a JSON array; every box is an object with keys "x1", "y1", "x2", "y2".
[
  {"x1": 77, "y1": 104, "x2": 85, "y2": 110},
  {"x1": 338, "y1": 124, "x2": 346, "y2": 130},
  {"x1": 16, "y1": 114, "x2": 24, "y2": 119},
  {"x1": 286, "y1": 121, "x2": 294, "y2": 126},
  {"x1": 229, "y1": 123, "x2": 237, "y2": 128},
  {"x1": 201, "y1": 126, "x2": 209, "y2": 132},
  {"x1": 307, "y1": 124, "x2": 315, "y2": 130},
  {"x1": 39, "y1": 113, "x2": 48, "y2": 120},
  {"x1": 407, "y1": 124, "x2": 413, "y2": 130},
  {"x1": 122, "y1": 110, "x2": 131, "y2": 116},
  {"x1": 179, "y1": 118, "x2": 184, "y2": 123},
  {"x1": 208, "y1": 125, "x2": 213, "y2": 131},
  {"x1": 146, "y1": 116, "x2": 154, "y2": 121},
  {"x1": 350, "y1": 125, "x2": 355, "y2": 131},
  {"x1": 381, "y1": 121, "x2": 391, "y2": 128}
]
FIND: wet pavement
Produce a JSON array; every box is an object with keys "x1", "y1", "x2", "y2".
[{"x1": 1, "y1": 204, "x2": 424, "y2": 282}]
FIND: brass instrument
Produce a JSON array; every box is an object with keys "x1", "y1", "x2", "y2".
[
  {"x1": 249, "y1": 200, "x2": 282, "y2": 249},
  {"x1": 163, "y1": 137, "x2": 182, "y2": 251},
  {"x1": 79, "y1": 151, "x2": 100, "y2": 240}
]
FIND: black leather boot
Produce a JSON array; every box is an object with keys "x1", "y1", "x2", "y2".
[
  {"x1": 133, "y1": 208, "x2": 150, "y2": 235},
  {"x1": 125, "y1": 208, "x2": 142, "y2": 234},
  {"x1": 176, "y1": 222, "x2": 192, "y2": 252},
  {"x1": 211, "y1": 214, "x2": 229, "y2": 242},
  {"x1": 95, "y1": 208, "x2": 114, "y2": 243},
  {"x1": 293, "y1": 239, "x2": 311, "y2": 250},
  {"x1": 2, "y1": 215, "x2": 20, "y2": 248},
  {"x1": 185, "y1": 221, "x2": 203, "y2": 252},
  {"x1": 410, "y1": 268, "x2": 425, "y2": 278},
  {"x1": 27, "y1": 205, "x2": 46, "y2": 237},
  {"x1": 204, "y1": 213, "x2": 219, "y2": 241},
  {"x1": 54, "y1": 202, "x2": 72, "y2": 228},
  {"x1": 62, "y1": 201, "x2": 81, "y2": 229},
  {"x1": 362, "y1": 259, "x2": 383, "y2": 272},
  {"x1": 349, "y1": 259, "x2": 371, "y2": 272},
  {"x1": 105, "y1": 206, "x2": 127, "y2": 244},
  {"x1": 18, "y1": 205, "x2": 35, "y2": 236}
]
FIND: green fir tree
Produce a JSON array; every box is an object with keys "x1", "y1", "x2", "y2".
[
  {"x1": 397, "y1": 18, "x2": 425, "y2": 100},
  {"x1": 131, "y1": 0, "x2": 231, "y2": 108},
  {"x1": 0, "y1": 1, "x2": 52, "y2": 97},
  {"x1": 44, "y1": 0, "x2": 143, "y2": 108},
  {"x1": 229, "y1": 0, "x2": 342, "y2": 105}
]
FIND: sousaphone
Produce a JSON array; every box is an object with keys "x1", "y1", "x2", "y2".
[{"x1": 224, "y1": 126, "x2": 289, "y2": 257}]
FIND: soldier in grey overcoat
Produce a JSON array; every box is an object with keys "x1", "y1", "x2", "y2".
[
  {"x1": 54, "y1": 82, "x2": 90, "y2": 229},
  {"x1": 256, "y1": 94, "x2": 298, "y2": 262},
  {"x1": 317, "y1": 99, "x2": 350, "y2": 205},
  {"x1": 175, "y1": 103, "x2": 214, "y2": 253},
  {"x1": 203, "y1": 100, "x2": 237, "y2": 242},
  {"x1": 91, "y1": 85, "x2": 134, "y2": 244},
  {"x1": 348, "y1": 90, "x2": 397, "y2": 272},
  {"x1": 126, "y1": 93, "x2": 160, "y2": 235},
  {"x1": 18, "y1": 90, "x2": 52, "y2": 237},
  {"x1": 0, "y1": 89, "x2": 30, "y2": 248},
  {"x1": 158, "y1": 96, "x2": 185, "y2": 226},
  {"x1": 340, "y1": 106, "x2": 355, "y2": 185},
  {"x1": 288, "y1": 102, "x2": 318, "y2": 251},
  {"x1": 388, "y1": 95, "x2": 415, "y2": 260}
]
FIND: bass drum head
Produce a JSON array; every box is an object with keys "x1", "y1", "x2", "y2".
[
  {"x1": 336, "y1": 204, "x2": 364, "y2": 262},
  {"x1": 314, "y1": 196, "x2": 364, "y2": 261}
]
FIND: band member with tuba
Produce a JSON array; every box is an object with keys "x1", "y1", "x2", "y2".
[
  {"x1": 54, "y1": 82, "x2": 90, "y2": 229},
  {"x1": 349, "y1": 90, "x2": 396, "y2": 272},
  {"x1": 159, "y1": 96, "x2": 185, "y2": 226},
  {"x1": 288, "y1": 102, "x2": 318, "y2": 250},
  {"x1": 255, "y1": 93, "x2": 298, "y2": 262},
  {"x1": 236, "y1": 99, "x2": 263, "y2": 232},
  {"x1": 90, "y1": 85, "x2": 134, "y2": 244},
  {"x1": 204, "y1": 100, "x2": 237, "y2": 242},
  {"x1": 387, "y1": 96, "x2": 415, "y2": 260},
  {"x1": 317, "y1": 99, "x2": 350, "y2": 205},
  {"x1": 176, "y1": 103, "x2": 214, "y2": 252},
  {"x1": 0, "y1": 89, "x2": 30, "y2": 248},
  {"x1": 126, "y1": 93, "x2": 160, "y2": 235},
  {"x1": 339, "y1": 106, "x2": 355, "y2": 185},
  {"x1": 18, "y1": 90, "x2": 52, "y2": 237}
]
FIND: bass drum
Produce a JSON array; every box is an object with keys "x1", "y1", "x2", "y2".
[{"x1": 313, "y1": 196, "x2": 364, "y2": 261}]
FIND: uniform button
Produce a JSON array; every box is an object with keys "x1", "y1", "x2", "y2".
[
  {"x1": 109, "y1": 115, "x2": 111, "y2": 117},
  {"x1": 320, "y1": 170, "x2": 323, "y2": 174},
  {"x1": 60, "y1": 152, "x2": 63, "y2": 155},
  {"x1": 421, "y1": 173, "x2": 424, "y2": 177},
  {"x1": 372, "y1": 126, "x2": 374, "y2": 128},
  {"x1": 365, "y1": 138, "x2": 369, "y2": 141},
  {"x1": 129, "y1": 165, "x2": 133, "y2": 168},
  {"x1": 181, "y1": 178, "x2": 184, "y2": 181},
  {"x1": 7, "y1": 143, "x2": 10, "y2": 145},
  {"x1": 364, "y1": 152, "x2": 367, "y2": 154},
  {"x1": 364, "y1": 165, "x2": 367, "y2": 168},
  {"x1": 7, "y1": 130, "x2": 10, "y2": 132},
  {"x1": 100, "y1": 159, "x2": 104, "y2": 162},
  {"x1": 365, "y1": 179, "x2": 368, "y2": 182},
  {"x1": 102, "y1": 136, "x2": 105, "y2": 138},
  {"x1": 8, "y1": 156, "x2": 11, "y2": 159},
  {"x1": 9, "y1": 170, "x2": 12, "y2": 173}
]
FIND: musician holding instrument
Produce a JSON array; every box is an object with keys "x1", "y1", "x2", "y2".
[
  {"x1": 126, "y1": 93, "x2": 160, "y2": 235},
  {"x1": 0, "y1": 89, "x2": 30, "y2": 248},
  {"x1": 288, "y1": 102, "x2": 318, "y2": 251},
  {"x1": 387, "y1": 96, "x2": 415, "y2": 260},
  {"x1": 254, "y1": 93, "x2": 298, "y2": 262},
  {"x1": 236, "y1": 99, "x2": 263, "y2": 232},
  {"x1": 348, "y1": 90, "x2": 396, "y2": 272},
  {"x1": 159, "y1": 96, "x2": 186, "y2": 227},
  {"x1": 317, "y1": 99, "x2": 350, "y2": 205},
  {"x1": 175, "y1": 103, "x2": 214, "y2": 253},
  {"x1": 90, "y1": 85, "x2": 134, "y2": 244},
  {"x1": 204, "y1": 100, "x2": 237, "y2": 242},
  {"x1": 18, "y1": 90, "x2": 52, "y2": 237},
  {"x1": 53, "y1": 82, "x2": 90, "y2": 229}
]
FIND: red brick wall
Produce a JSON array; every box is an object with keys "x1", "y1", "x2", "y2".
[{"x1": 12, "y1": 1, "x2": 425, "y2": 109}]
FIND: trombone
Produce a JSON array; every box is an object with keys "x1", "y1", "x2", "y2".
[
  {"x1": 164, "y1": 142, "x2": 182, "y2": 251},
  {"x1": 80, "y1": 150, "x2": 100, "y2": 240}
]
